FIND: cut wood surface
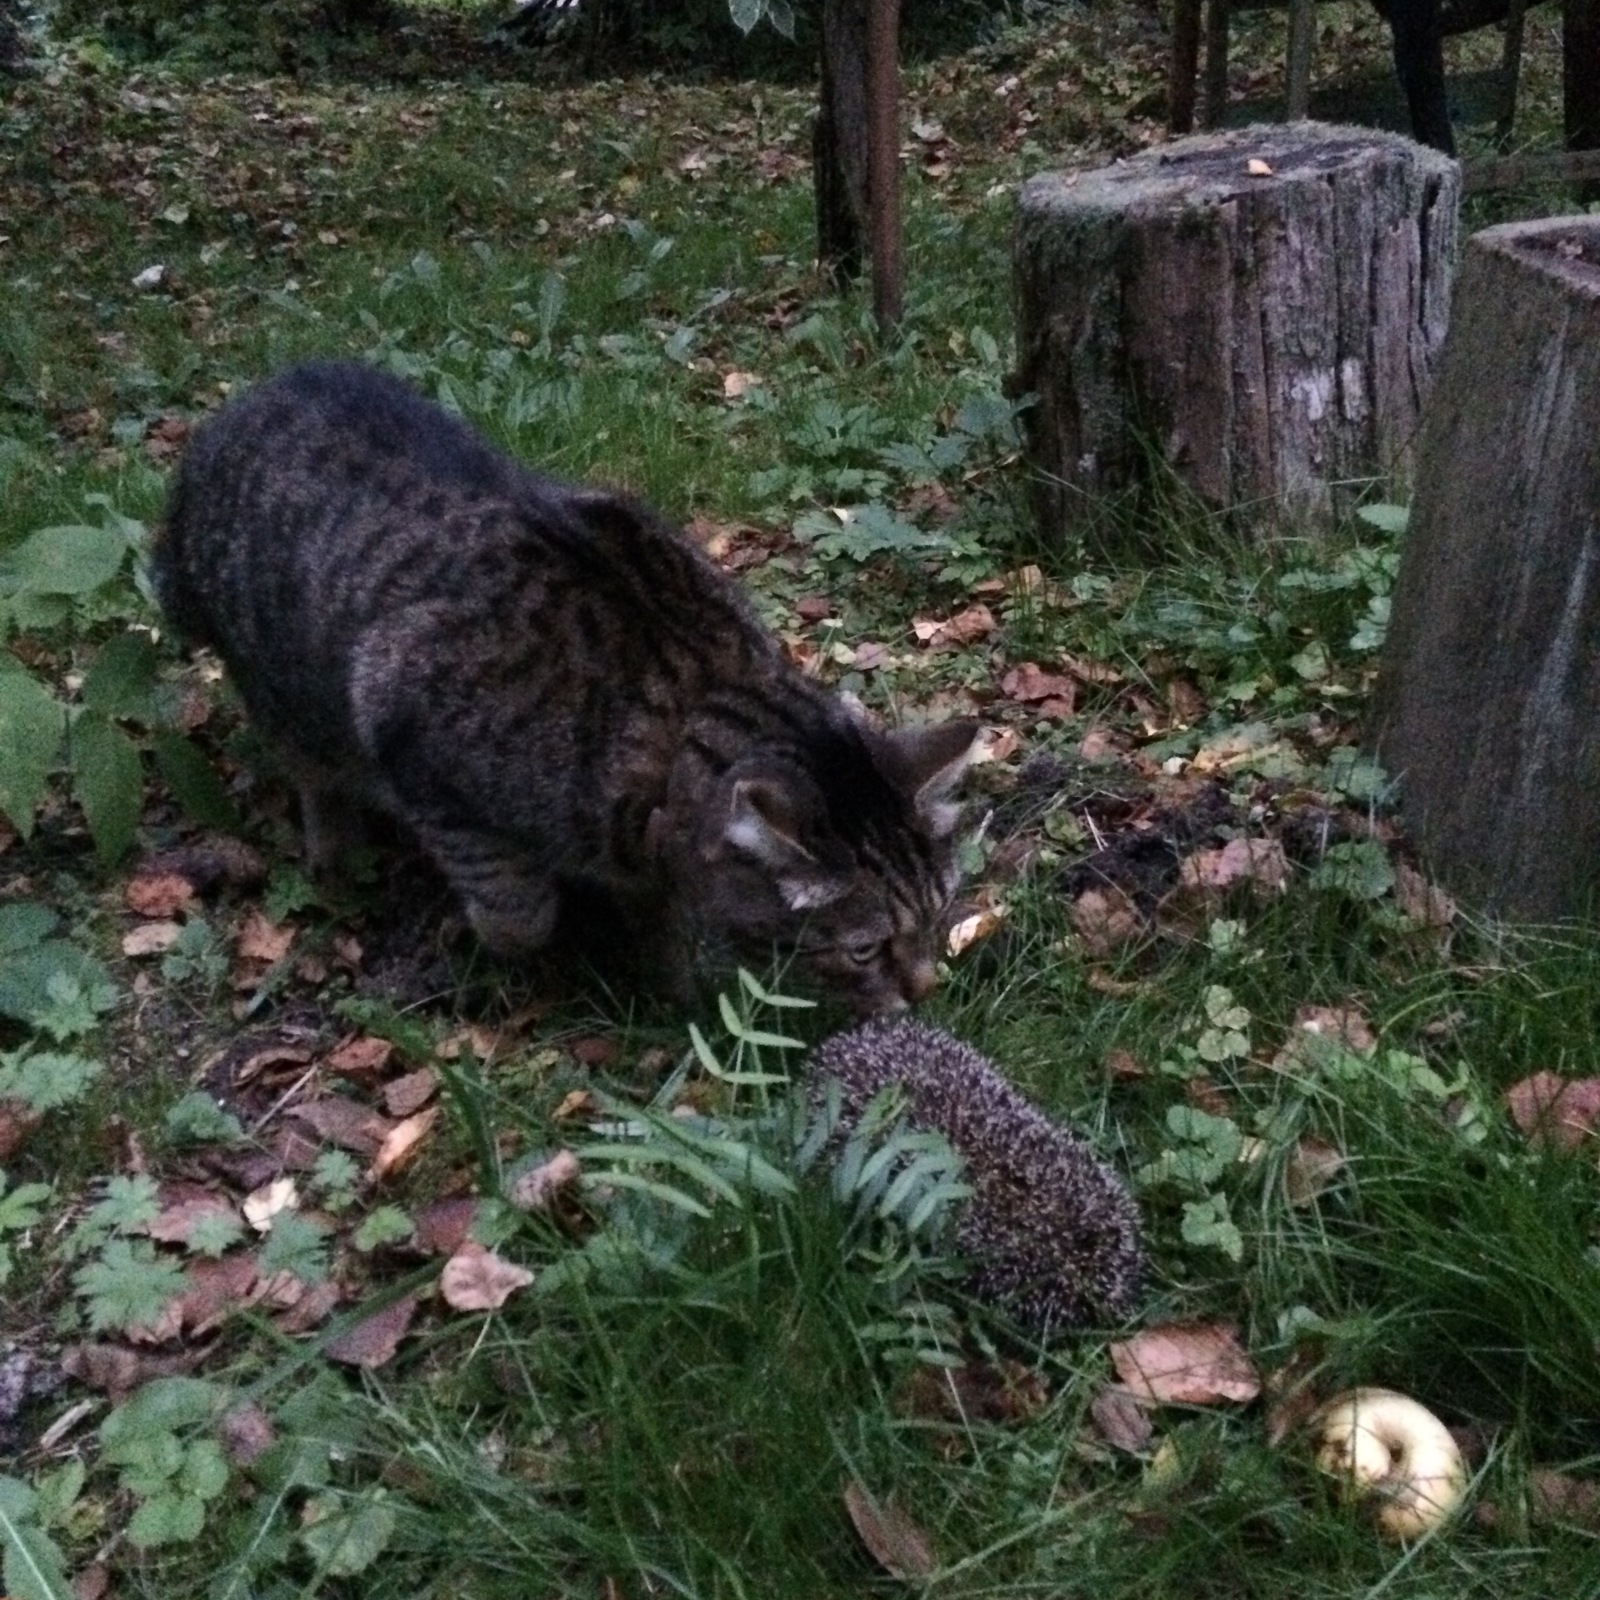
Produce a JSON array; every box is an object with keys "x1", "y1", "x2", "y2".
[
  {"x1": 1013, "y1": 123, "x2": 1459, "y2": 541},
  {"x1": 1371, "y1": 217, "x2": 1600, "y2": 918}
]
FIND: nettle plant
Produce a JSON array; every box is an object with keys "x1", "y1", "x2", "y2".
[{"x1": 0, "y1": 497, "x2": 236, "y2": 867}]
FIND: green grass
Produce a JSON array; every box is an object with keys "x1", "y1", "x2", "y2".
[{"x1": 4, "y1": 4, "x2": 1600, "y2": 1597}]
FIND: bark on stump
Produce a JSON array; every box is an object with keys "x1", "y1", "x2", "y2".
[
  {"x1": 1013, "y1": 124, "x2": 1459, "y2": 541},
  {"x1": 1370, "y1": 217, "x2": 1600, "y2": 920}
]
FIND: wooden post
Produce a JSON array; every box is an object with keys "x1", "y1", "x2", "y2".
[
  {"x1": 1496, "y1": 0, "x2": 1528, "y2": 146},
  {"x1": 1169, "y1": 0, "x2": 1203, "y2": 133},
  {"x1": 1567, "y1": 0, "x2": 1600, "y2": 201},
  {"x1": 1286, "y1": 0, "x2": 1317, "y2": 120},
  {"x1": 867, "y1": 0, "x2": 903, "y2": 332},
  {"x1": 1013, "y1": 124, "x2": 1459, "y2": 543},
  {"x1": 1371, "y1": 218, "x2": 1600, "y2": 918},
  {"x1": 1202, "y1": 0, "x2": 1231, "y2": 128}
]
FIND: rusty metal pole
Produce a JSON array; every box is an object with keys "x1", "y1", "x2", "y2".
[{"x1": 866, "y1": 0, "x2": 903, "y2": 333}]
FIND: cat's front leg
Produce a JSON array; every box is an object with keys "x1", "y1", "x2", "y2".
[{"x1": 413, "y1": 824, "x2": 561, "y2": 958}]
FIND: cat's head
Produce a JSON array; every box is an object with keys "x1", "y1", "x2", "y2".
[{"x1": 666, "y1": 718, "x2": 980, "y2": 1015}]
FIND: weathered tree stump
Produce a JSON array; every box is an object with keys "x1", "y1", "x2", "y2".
[
  {"x1": 1013, "y1": 124, "x2": 1459, "y2": 540},
  {"x1": 1370, "y1": 216, "x2": 1600, "y2": 919}
]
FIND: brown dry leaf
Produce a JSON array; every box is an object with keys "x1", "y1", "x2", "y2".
[
  {"x1": 73, "y1": 1564, "x2": 112, "y2": 1600},
  {"x1": 383, "y1": 1068, "x2": 439, "y2": 1118},
  {"x1": 1078, "y1": 724, "x2": 1127, "y2": 761},
  {"x1": 971, "y1": 725, "x2": 1021, "y2": 765},
  {"x1": 121, "y1": 918, "x2": 186, "y2": 959},
  {"x1": 1177, "y1": 837, "x2": 1288, "y2": 894},
  {"x1": 369, "y1": 1106, "x2": 440, "y2": 1180},
  {"x1": 899, "y1": 1359, "x2": 1048, "y2": 1428},
  {"x1": 1271, "y1": 1003, "x2": 1378, "y2": 1073},
  {"x1": 236, "y1": 909, "x2": 295, "y2": 964},
  {"x1": 325, "y1": 1292, "x2": 420, "y2": 1368},
  {"x1": 124, "y1": 871, "x2": 198, "y2": 917},
  {"x1": 1505, "y1": 1072, "x2": 1600, "y2": 1151},
  {"x1": 1090, "y1": 1386, "x2": 1154, "y2": 1452},
  {"x1": 293, "y1": 1094, "x2": 393, "y2": 1156},
  {"x1": 175, "y1": 1253, "x2": 263, "y2": 1337},
  {"x1": 1070, "y1": 885, "x2": 1144, "y2": 957},
  {"x1": 1104, "y1": 1047, "x2": 1148, "y2": 1080},
  {"x1": 570, "y1": 1034, "x2": 620, "y2": 1069},
  {"x1": 1086, "y1": 969, "x2": 1144, "y2": 999},
  {"x1": 0, "y1": 1100, "x2": 40, "y2": 1162},
  {"x1": 912, "y1": 604, "x2": 996, "y2": 650},
  {"x1": 441, "y1": 1241, "x2": 536, "y2": 1312},
  {"x1": 1185, "y1": 1078, "x2": 1234, "y2": 1119},
  {"x1": 411, "y1": 1198, "x2": 481, "y2": 1256},
  {"x1": 1000, "y1": 662, "x2": 1077, "y2": 717},
  {"x1": 273, "y1": 1278, "x2": 343, "y2": 1335},
  {"x1": 243, "y1": 1177, "x2": 299, "y2": 1233},
  {"x1": 148, "y1": 1189, "x2": 241, "y2": 1245},
  {"x1": 1529, "y1": 1468, "x2": 1600, "y2": 1528},
  {"x1": 510, "y1": 1148, "x2": 583, "y2": 1212},
  {"x1": 219, "y1": 1400, "x2": 278, "y2": 1467},
  {"x1": 842, "y1": 1481, "x2": 938, "y2": 1580},
  {"x1": 1284, "y1": 1136, "x2": 1347, "y2": 1204},
  {"x1": 551, "y1": 1088, "x2": 599, "y2": 1123},
  {"x1": 722, "y1": 369, "x2": 761, "y2": 399},
  {"x1": 1165, "y1": 674, "x2": 1209, "y2": 723},
  {"x1": 1061, "y1": 652, "x2": 1123, "y2": 686},
  {"x1": 1395, "y1": 861, "x2": 1457, "y2": 928},
  {"x1": 947, "y1": 905, "x2": 1006, "y2": 957},
  {"x1": 1109, "y1": 1322, "x2": 1261, "y2": 1406},
  {"x1": 853, "y1": 640, "x2": 893, "y2": 673},
  {"x1": 326, "y1": 1034, "x2": 395, "y2": 1079},
  {"x1": 1263, "y1": 1344, "x2": 1324, "y2": 1447}
]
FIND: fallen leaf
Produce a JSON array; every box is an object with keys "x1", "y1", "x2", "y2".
[
  {"x1": 441, "y1": 1241, "x2": 535, "y2": 1312},
  {"x1": 722, "y1": 369, "x2": 760, "y2": 399},
  {"x1": 243, "y1": 1177, "x2": 299, "y2": 1232},
  {"x1": 1070, "y1": 885, "x2": 1144, "y2": 957},
  {"x1": 1263, "y1": 1344, "x2": 1324, "y2": 1446},
  {"x1": 122, "y1": 919, "x2": 185, "y2": 957},
  {"x1": 148, "y1": 1190, "x2": 241, "y2": 1245},
  {"x1": 1246, "y1": 157, "x2": 1274, "y2": 175},
  {"x1": 383, "y1": 1068, "x2": 438, "y2": 1118},
  {"x1": 293, "y1": 1095, "x2": 393, "y2": 1156},
  {"x1": 124, "y1": 871, "x2": 197, "y2": 917},
  {"x1": 219, "y1": 1401, "x2": 278, "y2": 1466},
  {"x1": 1528, "y1": 1468, "x2": 1600, "y2": 1528},
  {"x1": 911, "y1": 604, "x2": 996, "y2": 650},
  {"x1": 272, "y1": 1278, "x2": 342, "y2": 1334},
  {"x1": 570, "y1": 1035, "x2": 620, "y2": 1069},
  {"x1": 510, "y1": 1148, "x2": 583, "y2": 1212},
  {"x1": 1109, "y1": 1322, "x2": 1262, "y2": 1406},
  {"x1": 947, "y1": 905, "x2": 1006, "y2": 957},
  {"x1": 1104, "y1": 1047, "x2": 1148, "y2": 1079},
  {"x1": 326, "y1": 1034, "x2": 395, "y2": 1079},
  {"x1": 1001, "y1": 662, "x2": 1077, "y2": 714},
  {"x1": 1091, "y1": 1386, "x2": 1154, "y2": 1452},
  {"x1": 1177, "y1": 837, "x2": 1288, "y2": 894},
  {"x1": 1395, "y1": 861, "x2": 1457, "y2": 928},
  {"x1": 1506, "y1": 1072, "x2": 1600, "y2": 1150},
  {"x1": 842, "y1": 1481, "x2": 938, "y2": 1579},
  {"x1": 551, "y1": 1088, "x2": 598, "y2": 1123},
  {"x1": 1271, "y1": 1003, "x2": 1378, "y2": 1073},
  {"x1": 73, "y1": 1563, "x2": 111, "y2": 1600},
  {"x1": 0, "y1": 1101, "x2": 41, "y2": 1162},
  {"x1": 1284, "y1": 1136, "x2": 1347, "y2": 1204},
  {"x1": 411, "y1": 1198, "x2": 480, "y2": 1256},
  {"x1": 236, "y1": 909, "x2": 295, "y2": 964},
  {"x1": 795, "y1": 595, "x2": 833, "y2": 622},
  {"x1": 971, "y1": 725, "x2": 1021, "y2": 764},
  {"x1": 1078, "y1": 725, "x2": 1127, "y2": 761},
  {"x1": 324, "y1": 1292, "x2": 419, "y2": 1368},
  {"x1": 369, "y1": 1107, "x2": 440, "y2": 1180},
  {"x1": 174, "y1": 1254, "x2": 262, "y2": 1337}
]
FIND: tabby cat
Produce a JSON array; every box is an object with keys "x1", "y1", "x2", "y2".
[{"x1": 153, "y1": 361, "x2": 977, "y2": 1013}]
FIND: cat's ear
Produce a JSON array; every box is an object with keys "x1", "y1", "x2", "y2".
[
  {"x1": 721, "y1": 776, "x2": 849, "y2": 911},
  {"x1": 722, "y1": 776, "x2": 815, "y2": 869},
  {"x1": 880, "y1": 720, "x2": 980, "y2": 837}
]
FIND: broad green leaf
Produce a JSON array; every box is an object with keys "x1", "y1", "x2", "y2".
[
  {"x1": 127, "y1": 1489, "x2": 206, "y2": 1548},
  {"x1": 152, "y1": 730, "x2": 241, "y2": 829},
  {"x1": 0, "y1": 1051, "x2": 103, "y2": 1113},
  {"x1": 80, "y1": 630, "x2": 160, "y2": 719},
  {"x1": 1356, "y1": 502, "x2": 1410, "y2": 534},
  {"x1": 75, "y1": 1238, "x2": 186, "y2": 1333},
  {"x1": 0, "y1": 669, "x2": 64, "y2": 837},
  {"x1": 72, "y1": 711, "x2": 143, "y2": 863},
  {"x1": 0, "y1": 943, "x2": 115, "y2": 1030},
  {"x1": 101, "y1": 1378, "x2": 223, "y2": 1454},
  {"x1": 1309, "y1": 840, "x2": 1396, "y2": 901},
  {"x1": 0, "y1": 903, "x2": 56, "y2": 955},
  {"x1": 0, "y1": 523, "x2": 130, "y2": 597},
  {"x1": 0, "y1": 1475, "x2": 73, "y2": 1600},
  {"x1": 353, "y1": 1206, "x2": 414, "y2": 1253},
  {"x1": 301, "y1": 1495, "x2": 397, "y2": 1577}
]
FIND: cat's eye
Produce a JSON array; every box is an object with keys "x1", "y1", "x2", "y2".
[{"x1": 846, "y1": 939, "x2": 885, "y2": 965}]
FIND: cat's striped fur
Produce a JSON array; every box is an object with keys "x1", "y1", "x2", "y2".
[{"x1": 153, "y1": 361, "x2": 977, "y2": 1013}]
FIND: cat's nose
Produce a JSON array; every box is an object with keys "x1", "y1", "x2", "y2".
[{"x1": 902, "y1": 959, "x2": 938, "y2": 1004}]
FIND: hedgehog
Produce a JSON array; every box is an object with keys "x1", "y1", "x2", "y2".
[{"x1": 805, "y1": 1018, "x2": 1145, "y2": 1340}]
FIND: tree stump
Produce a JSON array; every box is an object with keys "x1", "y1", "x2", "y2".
[
  {"x1": 1013, "y1": 124, "x2": 1459, "y2": 540},
  {"x1": 1370, "y1": 216, "x2": 1600, "y2": 919}
]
